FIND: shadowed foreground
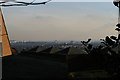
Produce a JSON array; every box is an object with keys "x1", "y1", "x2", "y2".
[
  {"x1": 0, "y1": 58, "x2": 2, "y2": 80},
  {"x1": 2, "y1": 55, "x2": 67, "y2": 80}
]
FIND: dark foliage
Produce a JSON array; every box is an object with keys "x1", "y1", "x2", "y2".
[{"x1": 81, "y1": 33, "x2": 120, "y2": 78}]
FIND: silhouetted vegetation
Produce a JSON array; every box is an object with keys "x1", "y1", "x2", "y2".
[{"x1": 80, "y1": 29, "x2": 120, "y2": 78}]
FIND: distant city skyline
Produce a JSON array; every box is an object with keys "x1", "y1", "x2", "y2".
[{"x1": 1, "y1": 2, "x2": 118, "y2": 41}]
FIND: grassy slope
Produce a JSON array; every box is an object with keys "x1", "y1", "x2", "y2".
[{"x1": 2, "y1": 55, "x2": 67, "y2": 80}]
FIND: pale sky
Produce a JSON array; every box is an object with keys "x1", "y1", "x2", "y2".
[
  {"x1": 0, "y1": 0, "x2": 115, "y2": 2},
  {"x1": 1, "y1": 2, "x2": 119, "y2": 41},
  {"x1": 51, "y1": 0, "x2": 113, "y2": 2}
]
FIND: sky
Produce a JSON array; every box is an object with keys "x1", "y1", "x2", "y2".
[
  {"x1": 1, "y1": 2, "x2": 119, "y2": 41},
  {"x1": 0, "y1": 0, "x2": 115, "y2": 2}
]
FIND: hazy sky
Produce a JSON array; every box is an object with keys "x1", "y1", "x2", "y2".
[
  {"x1": 0, "y1": 0, "x2": 115, "y2": 2},
  {"x1": 1, "y1": 2, "x2": 119, "y2": 41}
]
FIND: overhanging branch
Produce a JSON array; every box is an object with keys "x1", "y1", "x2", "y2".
[{"x1": 0, "y1": 0, "x2": 51, "y2": 7}]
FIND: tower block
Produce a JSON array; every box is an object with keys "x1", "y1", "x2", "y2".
[{"x1": 0, "y1": 8, "x2": 12, "y2": 57}]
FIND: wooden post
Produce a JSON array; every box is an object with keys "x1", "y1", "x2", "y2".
[{"x1": 0, "y1": 8, "x2": 12, "y2": 57}]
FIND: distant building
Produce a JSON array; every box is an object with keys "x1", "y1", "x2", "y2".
[
  {"x1": 56, "y1": 47, "x2": 87, "y2": 60},
  {"x1": 56, "y1": 47, "x2": 87, "y2": 56},
  {"x1": 10, "y1": 40, "x2": 17, "y2": 43},
  {"x1": 39, "y1": 46, "x2": 61, "y2": 54}
]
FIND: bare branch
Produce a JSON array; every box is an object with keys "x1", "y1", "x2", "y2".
[{"x1": 0, "y1": 0, "x2": 51, "y2": 7}]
